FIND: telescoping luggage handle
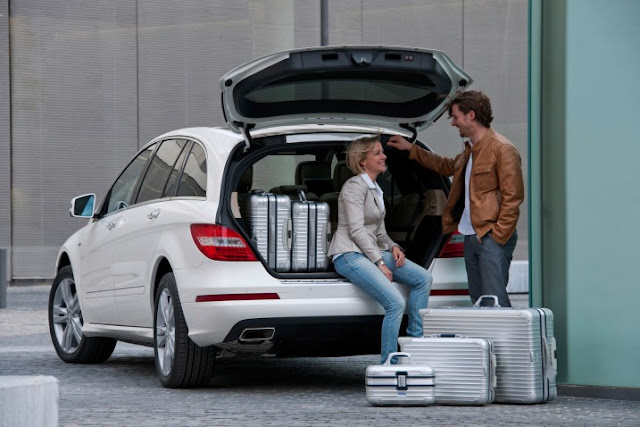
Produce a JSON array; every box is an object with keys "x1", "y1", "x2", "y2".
[{"x1": 473, "y1": 295, "x2": 501, "y2": 308}]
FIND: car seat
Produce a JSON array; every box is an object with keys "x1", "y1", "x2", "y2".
[{"x1": 319, "y1": 161, "x2": 354, "y2": 232}]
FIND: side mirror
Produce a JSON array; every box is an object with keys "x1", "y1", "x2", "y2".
[{"x1": 70, "y1": 194, "x2": 96, "y2": 218}]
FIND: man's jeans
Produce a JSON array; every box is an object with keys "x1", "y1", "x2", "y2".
[
  {"x1": 333, "y1": 251, "x2": 432, "y2": 364},
  {"x1": 464, "y1": 230, "x2": 517, "y2": 307}
]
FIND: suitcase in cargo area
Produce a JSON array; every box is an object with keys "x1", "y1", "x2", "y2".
[
  {"x1": 365, "y1": 352, "x2": 435, "y2": 406},
  {"x1": 420, "y1": 295, "x2": 557, "y2": 404},
  {"x1": 398, "y1": 335, "x2": 496, "y2": 405},
  {"x1": 291, "y1": 192, "x2": 331, "y2": 272},
  {"x1": 240, "y1": 190, "x2": 292, "y2": 272}
]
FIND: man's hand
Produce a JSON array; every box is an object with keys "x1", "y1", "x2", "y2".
[{"x1": 387, "y1": 135, "x2": 412, "y2": 151}]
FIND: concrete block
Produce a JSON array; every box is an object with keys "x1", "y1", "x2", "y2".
[{"x1": 0, "y1": 376, "x2": 58, "y2": 427}]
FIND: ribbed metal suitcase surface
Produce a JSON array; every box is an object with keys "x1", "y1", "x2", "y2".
[
  {"x1": 291, "y1": 199, "x2": 330, "y2": 272},
  {"x1": 420, "y1": 296, "x2": 557, "y2": 404},
  {"x1": 240, "y1": 191, "x2": 292, "y2": 272},
  {"x1": 365, "y1": 353, "x2": 435, "y2": 406},
  {"x1": 398, "y1": 335, "x2": 496, "y2": 405}
]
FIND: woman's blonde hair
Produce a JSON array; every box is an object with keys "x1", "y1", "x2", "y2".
[{"x1": 345, "y1": 133, "x2": 381, "y2": 175}]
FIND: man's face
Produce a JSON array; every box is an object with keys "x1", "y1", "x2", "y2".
[{"x1": 449, "y1": 104, "x2": 474, "y2": 138}]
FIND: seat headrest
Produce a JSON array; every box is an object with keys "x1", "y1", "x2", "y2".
[
  {"x1": 295, "y1": 161, "x2": 331, "y2": 185},
  {"x1": 333, "y1": 161, "x2": 354, "y2": 191}
]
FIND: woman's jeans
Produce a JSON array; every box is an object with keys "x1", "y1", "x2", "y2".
[{"x1": 333, "y1": 251, "x2": 432, "y2": 364}]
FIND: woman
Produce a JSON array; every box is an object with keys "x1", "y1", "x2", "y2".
[{"x1": 328, "y1": 134, "x2": 432, "y2": 364}]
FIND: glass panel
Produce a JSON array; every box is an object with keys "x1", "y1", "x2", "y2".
[
  {"x1": 176, "y1": 142, "x2": 207, "y2": 197},
  {"x1": 252, "y1": 154, "x2": 315, "y2": 193},
  {"x1": 103, "y1": 145, "x2": 154, "y2": 215},
  {"x1": 161, "y1": 140, "x2": 190, "y2": 198},
  {"x1": 235, "y1": 70, "x2": 448, "y2": 119},
  {"x1": 137, "y1": 139, "x2": 188, "y2": 204}
]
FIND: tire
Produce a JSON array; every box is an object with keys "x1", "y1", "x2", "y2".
[
  {"x1": 48, "y1": 265, "x2": 117, "y2": 363},
  {"x1": 154, "y1": 272, "x2": 216, "y2": 388}
]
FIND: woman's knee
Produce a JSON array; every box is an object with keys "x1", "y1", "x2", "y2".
[
  {"x1": 385, "y1": 295, "x2": 405, "y2": 317},
  {"x1": 423, "y1": 270, "x2": 433, "y2": 288}
]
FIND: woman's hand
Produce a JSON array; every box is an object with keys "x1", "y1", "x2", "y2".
[
  {"x1": 392, "y1": 246, "x2": 405, "y2": 268},
  {"x1": 379, "y1": 264, "x2": 393, "y2": 282}
]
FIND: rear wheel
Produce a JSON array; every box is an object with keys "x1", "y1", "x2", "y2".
[
  {"x1": 48, "y1": 265, "x2": 117, "y2": 363},
  {"x1": 154, "y1": 272, "x2": 216, "y2": 388}
]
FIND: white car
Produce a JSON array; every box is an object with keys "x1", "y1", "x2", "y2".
[{"x1": 49, "y1": 46, "x2": 472, "y2": 388}]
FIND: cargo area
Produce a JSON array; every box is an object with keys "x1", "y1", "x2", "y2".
[{"x1": 223, "y1": 132, "x2": 452, "y2": 276}]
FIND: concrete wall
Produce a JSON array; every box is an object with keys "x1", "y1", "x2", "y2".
[{"x1": 2, "y1": 0, "x2": 529, "y2": 279}]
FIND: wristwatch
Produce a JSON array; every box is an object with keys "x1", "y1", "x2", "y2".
[{"x1": 376, "y1": 259, "x2": 385, "y2": 268}]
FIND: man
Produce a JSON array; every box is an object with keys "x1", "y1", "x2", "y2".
[{"x1": 387, "y1": 91, "x2": 524, "y2": 307}]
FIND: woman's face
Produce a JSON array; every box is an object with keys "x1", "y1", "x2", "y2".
[{"x1": 360, "y1": 141, "x2": 387, "y2": 177}]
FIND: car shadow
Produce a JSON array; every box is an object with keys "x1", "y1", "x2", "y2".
[{"x1": 104, "y1": 348, "x2": 376, "y2": 390}]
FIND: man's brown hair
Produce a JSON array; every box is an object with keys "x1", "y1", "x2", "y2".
[{"x1": 449, "y1": 90, "x2": 493, "y2": 128}]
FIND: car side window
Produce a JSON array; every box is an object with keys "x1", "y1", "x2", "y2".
[
  {"x1": 176, "y1": 142, "x2": 207, "y2": 197},
  {"x1": 102, "y1": 145, "x2": 155, "y2": 216},
  {"x1": 161, "y1": 140, "x2": 190, "y2": 198},
  {"x1": 136, "y1": 139, "x2": 188, "y2": 204}
]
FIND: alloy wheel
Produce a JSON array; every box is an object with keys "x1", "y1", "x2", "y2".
[
  {"x1": 155, "y1": 287, "x2": 176, "y2": 377},
  {"x1": 51, "y1": 277, "x2": 83, "y2": 354}
]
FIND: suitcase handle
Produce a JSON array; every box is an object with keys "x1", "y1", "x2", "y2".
[
  {"x1": 542, "y1": 337, "x2": 558, "y2": 381},
  {"x1": 428, "y1": 333, "x2": 462, "y2": 338},
  {"x1": 383, "y1": 352, "x2": 413, "y2": 366},
  {"x1": 473, "y1": 295, "x2": 501, "y2": 307},
  {"x1": 283, "y1": 218, "x2": 292, "y2": 250},
  {"x1": 490, "y1": 353, "x2": 497, "y2": 389}
]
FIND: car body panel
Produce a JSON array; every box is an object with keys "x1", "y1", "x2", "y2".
[
  {"x1": 221, "y1": 46, "x2": 472, "y2": 135},
  {"x1": 54, "y1": 45, "x2": 473, "y2": 362}
]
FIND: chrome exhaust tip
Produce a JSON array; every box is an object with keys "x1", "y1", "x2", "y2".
[{"x1": 238, "y1": 327, "x2": 275, "y2": 343}]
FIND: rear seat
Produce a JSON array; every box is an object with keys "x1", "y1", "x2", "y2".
[
  {"x1": 295, "y1": 161, "x2": 333, "y2": 197},
  {"x1": 319, "y1": 161, "x2": 354, "y2": 233},
  {"x1": 271, "y1": 184, "x2": 317, "y2": 201}
]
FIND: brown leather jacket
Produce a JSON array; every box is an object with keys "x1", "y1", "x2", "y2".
[{"x1": 408, "y1": 128, "x2": 524, "y2": 245}]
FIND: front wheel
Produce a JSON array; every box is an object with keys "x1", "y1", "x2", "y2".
[
  {"x1": 48, "y1": 265, "x2": 116, "y2": 363},
  {"x1": 154, "y1": 272, "x2": 216, "y2": 388}
]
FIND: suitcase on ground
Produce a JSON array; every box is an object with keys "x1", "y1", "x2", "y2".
[
  {"x1": 398, "y1": 335, "x2": 496, "y2": 405},
  {"x1": 420, "y1": 295, "x2": 557, "y2": 404},
  {"x1": 365, "y1": 352, "x2": 436, "y2": 406},
  {"x1": 240, "y1": 190, "x2": 292, "y2": 272},
  {"x1": 291, "y1": 191, "x2": 331, "y2": 272}
]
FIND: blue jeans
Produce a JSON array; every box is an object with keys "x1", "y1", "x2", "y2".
[
  {"x1": 464, "y1": 230, "x2": 517, "y2": 308},
  {"x1": 333, "y1": 251, "x2": 432, "y2": 364}
]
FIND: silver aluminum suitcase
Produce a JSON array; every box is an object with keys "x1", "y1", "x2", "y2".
[
  {"x1": 420, "y1": 295, "x2": 557, "y2": 404},
  {"x1": 291, "y1": 192, "x2": 331, "y2": 272},
  {"x1": 398, "y1": 335, "x2": 496, "y2": 405},
  {"x1": 365, "y1": 352, "x2": 435, "y2": 406},
  {"x1": 240, "y1": 190, "x2": 292, "y2": 272}
]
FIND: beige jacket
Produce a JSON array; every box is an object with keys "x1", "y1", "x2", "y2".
[
  {"x1": 409, "y1": 128, "x2": 524, "y2": 245},
  {"x1": 327, "y1": 175, "x2": 397, "y2": 262}
]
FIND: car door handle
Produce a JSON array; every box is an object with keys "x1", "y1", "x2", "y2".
[
  {"x1": 147, "y1": 209, "x2": 160, "y2": 220},
  {"x1": 106, "y1": 221, "x2": 117, "y2": 230}
]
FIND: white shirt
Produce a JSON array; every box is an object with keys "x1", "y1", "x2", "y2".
[{"x1": 458, "y1": 144, "x2": 475, "y2": 235}]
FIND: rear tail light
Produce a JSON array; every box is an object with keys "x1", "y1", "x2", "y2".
[
  {"x1": 437, "y1": 231, "x2": 465, "y2": 258},
  {"x1": 190, "y1": 224, "x2": 257, "y2": 261}
]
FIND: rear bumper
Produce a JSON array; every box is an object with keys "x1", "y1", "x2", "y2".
[{"x1": 174, "y1": 259, "x2": 470, "y2": 349}]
